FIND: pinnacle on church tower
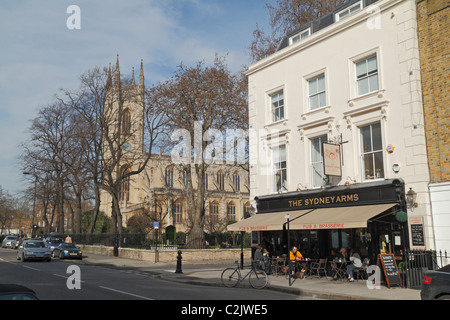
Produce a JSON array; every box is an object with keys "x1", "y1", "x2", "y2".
[
  {"x1": 106, "y1": 62, "x2": 112, "y2": 90},
  {"x1": 131, "y1": 67, "x2": 136, "y2": 86},
  {"x1": 138, "y1": 59, "x2": 144, "y2": 87},
  {"x1": 114, "y1": 54, "x2": 120, "y2": 88}
]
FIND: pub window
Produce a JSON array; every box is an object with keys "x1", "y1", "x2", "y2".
[
  {"x1": 271, "y1": 91, "x2": 284, "y2": 123},
  {"x1": 289, "y1": 28, "x2": 310, "y2": 45},
  {"x1": 335, "y1": 1, "x2": 362, "y2": 21},
  {"x1": 360, "y1": 122, "x2": 384, "y2": 180},
  {"x1": 355, "y1": 55, "x2": 379, "y2": 96},
  {"x1": 311, "y1": 135, "x2": 327, "y2": 188},
  {"x1": 273, "y1": 145, "x2": 287, "y2": 192},
  {"x1": 308, "y1": 74, "x2": 326, "y2": 110}
]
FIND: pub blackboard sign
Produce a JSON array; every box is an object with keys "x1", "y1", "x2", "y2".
[
  {"x1": 411, "y1": 224, "x2": 425, "y2": 246},
  {"x1": 376, "y1": 254, "x2": 402, "y2": 288}
]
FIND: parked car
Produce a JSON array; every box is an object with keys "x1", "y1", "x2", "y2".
[
  {"x1": 1, "y1": 236, "x2": 18, "y2": 248},
  {"x1": 17, "y1": 240, "x2": 51, "y2": 262},
  {"x1": 11, "y1": 237, "x2": 24, "y2": 249},
  {"x1": 0, "y1": 284, "x2": 38, "y2": 300},
  {"x1": 421, "y1": 264, "x2": 450, "y2": 300},
  {"x1": 52, "y1": 243, "x2": 83, "y2": 260}
]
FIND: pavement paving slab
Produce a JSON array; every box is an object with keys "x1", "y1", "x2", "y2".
[{"x1": 80, "y1": 253, "x2": 421, "y2": 300}]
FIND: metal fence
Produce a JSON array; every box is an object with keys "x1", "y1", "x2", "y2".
[{"x1": 403, "y1": 250, "x2": 448, "y2": 289}]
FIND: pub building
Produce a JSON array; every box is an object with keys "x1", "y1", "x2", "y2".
[{"x1": 228, "y1": 179, "x2": 409, "y2": 265}]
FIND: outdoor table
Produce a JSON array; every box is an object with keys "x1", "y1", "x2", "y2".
[
  {"x1": 329, "y1": 259, "x2": 348, "y2": 280},
  {"x1": 270, "y1": 256, "x2": 287, "y2": 276},
  {"x1": 298, "y1": 258, "x2": 315, "y2": 277}
]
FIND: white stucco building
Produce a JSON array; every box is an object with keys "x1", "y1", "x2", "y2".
[{"x1": 241, "y1": 0, "x2": 434, "y2": 258}]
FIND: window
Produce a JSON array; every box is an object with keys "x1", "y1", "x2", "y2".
[
  {"x1": 311, "y1": 135, "x2": 327, "y2": 188},
  {"x1": 273, "y1": 145, "x2": 287, "y2": 192},
  {"x1": 209, "y1": 201, "x2": 219, "y2": 223},
  {"x1": 271, "y1": 91, "x2": 284, "y2": 122},
  {"x1": 290, "y1": 28, "x2": 310, "y2": 44},
  {"x1": 308, "y1": 75, "x2": 326, "y2": 110},
  {"x1": 243, "y1": 202, "x2": 251, "y2": 219},
  {"x1": 360, "y1": 122, "x2": 384, "y2": 180},
  {"x1": 173, "y1": 201, "x2": 183, "y2": 224},
  {"x1": 232, "y1": 173, "x2": 240, "y2": 192},
  {"x1": 356, "y1": 55, "x2": 379, "y2": 96},
  {"x1": 165, "y1": 166, "x2": 173, "y2": 188},
  {"x1": 182, "y1": 169, "x2": 188, "y2": 188},
  {"x1": 227, "y1": 201, "x2": 236, "y2": 221},
  {"x1": 336, "y1": 1, "x2": 362, "y2": 21},
  {"x1": 217, "y1": 171, "x2": 225, "y2": 191},
  {"x1": 120, "y1": 167, "x2": 130, "y2": 202},
  {"x1": 122, "y1": 109, "x2": 131, "y2": 135}
]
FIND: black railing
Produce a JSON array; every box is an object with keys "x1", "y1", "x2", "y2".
[{"x1": 403, "y1": 250, "x2": 448, "y2": 289}]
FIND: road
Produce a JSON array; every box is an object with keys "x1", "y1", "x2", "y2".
[{"x1": 0, "y1": 248, "x2": 309, "y2": 301}]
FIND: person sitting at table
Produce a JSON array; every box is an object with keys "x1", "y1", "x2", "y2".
[
  {"x1": 338, "y1": 247, "x2": 347, "y2": 261},
  {"x1": 346, "y1": 248, "x2": 362, "y2": 282},
  {"x1": 289, "y1": 246, "x2": 304, "y2": 272}
]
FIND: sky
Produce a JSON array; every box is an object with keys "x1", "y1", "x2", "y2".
[{"x1": 0, "y1": 0, "x2": 274, "y2": 196}]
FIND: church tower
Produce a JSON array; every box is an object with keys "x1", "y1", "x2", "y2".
[{"x1": 105, "y1": 55, "x2": 146, "y2": 156}]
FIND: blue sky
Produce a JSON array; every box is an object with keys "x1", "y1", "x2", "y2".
[{"x1": 0, "y1": 0, "x2": 274, "y2": 195}]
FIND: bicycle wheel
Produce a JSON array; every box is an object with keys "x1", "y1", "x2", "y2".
[
  {"x1": 249, "y1": 269, "x2": 268, "y2": 289},
  {"x1": 221, "y1": 268, "x2": 240, "y2": 288}
]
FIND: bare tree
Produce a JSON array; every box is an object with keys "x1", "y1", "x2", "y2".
[
  {"x1": 150, "y1": 55, "x2": 247, "y2": 248},
  {"x1": 249, "y1": 0, "x2": 349, "y2": 63}
]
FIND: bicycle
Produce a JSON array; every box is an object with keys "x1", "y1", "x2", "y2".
[{"x1": 221, "y1": 260, "x2": 268, "y2": 289}]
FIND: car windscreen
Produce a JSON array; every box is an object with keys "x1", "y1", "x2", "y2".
[
  {"x1": 63, "y1": 244, "x2": 78, "y2": 249},
  {"x1": 25, "y1": 241, "x2": 46, "y2": 248}
]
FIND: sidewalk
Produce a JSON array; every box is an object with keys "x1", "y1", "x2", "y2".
[{"x1": 79, "y1": 253, "x2": 421, "y2": 300}]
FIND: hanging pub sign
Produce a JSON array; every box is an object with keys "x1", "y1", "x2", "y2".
[{"x1": 323, "y1": 142, "x2": 341, "y2": 176}]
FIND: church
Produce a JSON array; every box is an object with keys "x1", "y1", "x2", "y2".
[{"x1": 99, "y1": 56, "x2": 250, "y2": 239}]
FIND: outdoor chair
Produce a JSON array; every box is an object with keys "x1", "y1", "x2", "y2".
[
  {"x1": 354, "y1": 258, "x2": 370, "y2": 281},
  {"x1": 309, "y1": 258, "x2": 327, "y2": 278}
]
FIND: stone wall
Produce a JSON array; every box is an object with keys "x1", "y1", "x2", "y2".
[{"x1": 80, "y1": 244, "x2": 251, "y2": 263}]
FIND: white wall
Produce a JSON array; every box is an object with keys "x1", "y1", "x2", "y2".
[{"x1": 247, "y1": 0, "x2": 434, "y2": 248}]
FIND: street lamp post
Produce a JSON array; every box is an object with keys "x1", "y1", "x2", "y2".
[
  {"x1": 284, "y1": 214, "x2": 292, "y2": 286},
  {"x1": 23, "y1": 172, "x2": 37, "y2": 238}
]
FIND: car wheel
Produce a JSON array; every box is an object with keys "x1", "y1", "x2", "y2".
[{"x1": 437, "y1": 295, "x2": 450, "y2": 300}]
